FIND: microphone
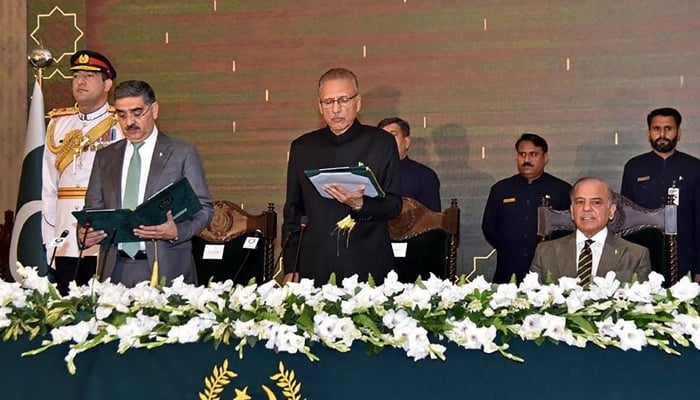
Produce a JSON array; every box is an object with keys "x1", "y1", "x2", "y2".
[
  {"x1": 231, "y1": 229, "x2": 263, "y2": 284},
  {"x1": 291, "y1": 216, "x2": 309, "y2": 280},
  {"x1": 48, "y1": 229, "x2": 70, "y2": 269}
]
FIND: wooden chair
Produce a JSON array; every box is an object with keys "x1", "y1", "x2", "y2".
[
  {"x1": 192, "y1": 201, "x2": 277, "y2": 285},
  {"x1": 537, "y1": 193, "x2": 679, "y2": 285},
  {"x1": 388, "y1": 197, "x2": 460, "y2": 282}
]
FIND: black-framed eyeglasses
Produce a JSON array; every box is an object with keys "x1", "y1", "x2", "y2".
[
  {"x1": 319, "y1": 94, "x2": 358, "y2": 109},
  {"x1": 116, "y1": 103, "x2": 153, "y2": 120}
]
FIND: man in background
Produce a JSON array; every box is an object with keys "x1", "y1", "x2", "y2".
[
  {"x1": 79, "y1": 80, "x2": 213, "y2": 287},
  {"x1": 621, "y1": 107, "x2": 700, "y2": 283},
  {"x1": 482, "y1": 133, "x2": 571, "y2": 283},
  {"x1": 531, "y1": 177, "x2": 651, "y2": 284},
  {"x1": 378, "y1": 117, "x2": 441, "y2": 212},
  {"x1": 41, "y1": 50, "x2": 121, "y2": 295},
  {"x1": 282, "y1": 68, "x2": 402, "y2": 285}
]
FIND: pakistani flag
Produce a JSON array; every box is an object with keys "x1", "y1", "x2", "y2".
[{"x1": 9, "y1": 78, "x2": 47, "y2": 281}]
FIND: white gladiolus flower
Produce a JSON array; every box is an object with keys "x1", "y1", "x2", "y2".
[
  {"x1": 167, "y1": 316, "x2": 214, "y2": 343},
  {"x1": 116, "y1": 312, "x2": 160, "y2": 351},
  {"x1": 392, "y1": 286, "x2": 431, "y2": 310},
  {"x1": 340, "y1": 275, "x2": 360, "y2": 292},
  {"x1": 17, "y1": 265, "x2": 52, "y2": 295},
  {"x1": 463, "y1": 275, "x2": 492, "y2": 294},
  {"x1": 380, "y1": 270, "x2": 406, "y2": 296},
  {"x1": 229, "y1": 284, "x2": 258, "y2": 311},
  {"x1": 619, "y1": 280, "x2": 653, "y2": 303},
  {"x1": 519, "y1": 273, "x2": 542, "y2": 292},
  {"x1": 645, "y1": 272, "x2": 665, "y2": 294},
  {"x1": 489, "y1": 283, "x2": 518, "y2": 309},
  {"x1": 557, "y1": 276, "x2": 582, "y2": 292},
  {"x1": 541, "y1": 313, "x2": 569, "y2": 342},
  {"x1": 616, "y1": 320, "x2": 646, "y2": 351},
  {"x1": 670, "y1": 277, "x2": 700, "y2": 302},
  {"x1": 589, "y1": 271, "x2": 621, "y2": 300},
  {"x1": 0, "y1": 280, "x2": 27, "y2": 308},
  {"x1": 519, "y1": 314, "x2": 545, "y2": 339}
]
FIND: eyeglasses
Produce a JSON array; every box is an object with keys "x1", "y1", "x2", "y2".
[
  {"x1": 116, "y1": 103, "x2": 153, "y2": 120},
  {"x1": 319, "y1": 94, "x2": 358, "y2": 109}
]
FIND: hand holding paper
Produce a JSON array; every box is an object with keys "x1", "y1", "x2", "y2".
[
  {"x1": 305, "y1": 165, "x2": 384, "y2": 199},
  {"x1": 323, "y1": 183, "x2": 365, "y2": 209}
]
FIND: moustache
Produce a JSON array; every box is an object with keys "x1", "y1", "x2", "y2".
[
  {"x1": 521, "y1": 162, "x2": 534, "y2": 167},
  {"x1": 126, "y1": 124, "x2": 140, "y2": 131}
]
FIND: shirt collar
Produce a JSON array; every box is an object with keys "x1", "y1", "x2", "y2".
[
  {"x1": 576, "y1": 227, "x2": 607, "y2": 246},
  {"x1": 78, "y1": 102, "x2": 110, "y2": 121}
]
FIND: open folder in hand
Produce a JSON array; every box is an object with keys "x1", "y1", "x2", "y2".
[
  {"x1": 72, "y1": 177, "x2": 202, "y2": 244},
  {"x1": 304, "y1": 165, "x2": 385, "y2": 199}
]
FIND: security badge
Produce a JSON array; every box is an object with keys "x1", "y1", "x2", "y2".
[{"x1": 669, "y1": 186, "x2": 680, "y2": 206}]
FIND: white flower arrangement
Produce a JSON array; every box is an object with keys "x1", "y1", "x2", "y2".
[{"x1": 2, "y1": 265, "x2": 700, "y2": 375}]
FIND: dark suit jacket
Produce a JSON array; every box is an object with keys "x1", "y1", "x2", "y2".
[
  {"x1": 85, "y1": 131, "x2": 213, "y2": 284},
  {"x1": 530, "y1": 232, "x2": 651, "y2": 284}
]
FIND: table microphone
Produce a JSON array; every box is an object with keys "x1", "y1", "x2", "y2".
[
  {"x1": 48, "y1": 229, "x2": 70, "y2": 269},
  {"x1": 291, "y1": 216, "x2": 309, "y2": 280}
]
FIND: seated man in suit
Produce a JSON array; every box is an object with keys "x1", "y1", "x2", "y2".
[{"x1": 530, "y1": 177, "x2": 651, "y2": 285}]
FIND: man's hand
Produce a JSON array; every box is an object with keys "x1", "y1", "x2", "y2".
[
  {"x1": 282, "y1": 272, "x2": 300, "y2": 285},
  {"x1": 133, "y1": 210, "x2": 179, "y2": 241},
  {"x1": 323, "y1": 183, "x2": 365, "y2": 210},
  {"x1": 77, "y1": 225, "x2": 107, "y2": 249}
]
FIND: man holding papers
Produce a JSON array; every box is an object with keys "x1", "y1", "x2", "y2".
[
  {"x1": 282, "y1": 68, "x2": 402, "y2": 285},
  {"x1": 79, "y1": 80, "x2": 213, "y2": 287}
]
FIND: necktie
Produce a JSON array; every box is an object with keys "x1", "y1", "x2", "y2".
[
  {"x1": 577, "y1": 239, "x2": 594, "y2": 288},
  {"x1": 122, "y1": 141, "x2": 145, "y2": 257}
]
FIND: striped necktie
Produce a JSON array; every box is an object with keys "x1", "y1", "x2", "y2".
[
  {"x1": 122, "y1": 141, "x2": 145, "y2": 257},
  {"x1": 577, "y1": 239, "x2": 594, "y2": 288}
]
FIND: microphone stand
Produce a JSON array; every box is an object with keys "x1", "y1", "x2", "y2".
[
  {"x1": 291, "y1": 224, "x2": 307, "y2": 281},
  {"x1": 73, "y1": 223, "x2": 92, "y2": 282}
]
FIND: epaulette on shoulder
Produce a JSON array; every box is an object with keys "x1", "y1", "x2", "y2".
[{"x1": 48, "y1": 107, "x2": 79, "y2": 118}]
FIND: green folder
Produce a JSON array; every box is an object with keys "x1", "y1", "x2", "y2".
[
  {"x1": 304, "y1": 164, "x2": 385, "y2": 198},
  {"x1": 72, "y1": 177, "x2": 202, "y2": 243}
]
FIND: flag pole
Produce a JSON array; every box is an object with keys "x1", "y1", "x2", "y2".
[{"x1": 28, "y1": 47, "x2": 53, "y2": 87}]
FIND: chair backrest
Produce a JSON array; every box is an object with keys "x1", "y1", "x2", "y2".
[
  {"x1": 537, "y1": 193, "x2": 679, "y2": 285},
  {"x1": 388, "y1": 197, "x2": 460, "y2": 282},
  {"x1": 192, "y1": 201, "x2": 277, "y2": 285}
]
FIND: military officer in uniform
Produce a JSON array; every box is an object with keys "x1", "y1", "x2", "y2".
[{"x1": 41, "y1": 50, "x2": 121, "y2": 295}]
